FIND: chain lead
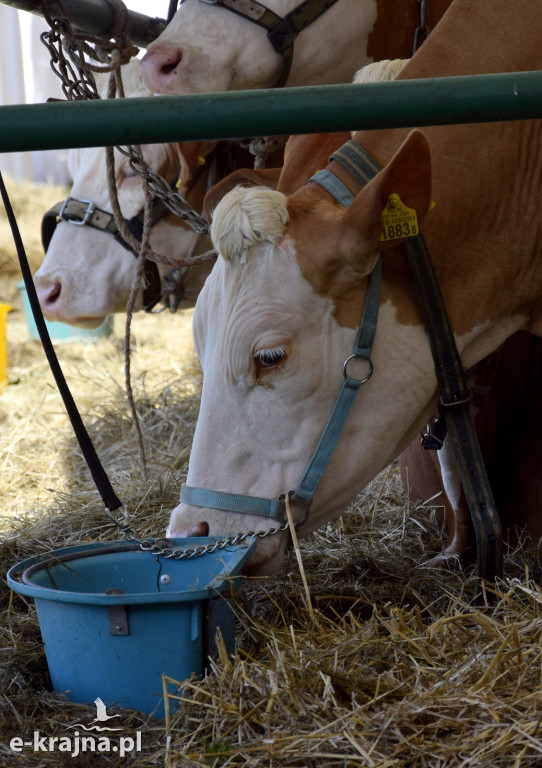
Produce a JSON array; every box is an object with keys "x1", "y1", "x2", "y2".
[{"x1": 105, "y1": 506, "x2": 290, "y2": 559}]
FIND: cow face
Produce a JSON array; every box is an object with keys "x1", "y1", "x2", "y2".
[
  {"x1": 141, "y1": 0, "x2": 284, "y2": 95},
  {"x1": 140, "y1": 0, "x2": 376, "y2": 95},
  {"x1": 33, "y1": 141, "x2": 209, "y2": 327},
  {"x1": 167, "y1": 132, "x2": 437, "y2": 575}
]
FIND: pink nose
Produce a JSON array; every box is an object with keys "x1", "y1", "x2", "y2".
[
  {"x1": 140, "y1": 47, "x2": 183, "y2": 93},
  {"x1": 35, "y1": 279, "x2": 63, "y2": 319}
]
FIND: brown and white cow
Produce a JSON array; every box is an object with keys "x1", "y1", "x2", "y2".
[
  {"x1": 140, "y1": 0, "x2": 452, "y2": 95},
  {"x1": 166, "y1": 0, "x2": 542, "y2": 576}
]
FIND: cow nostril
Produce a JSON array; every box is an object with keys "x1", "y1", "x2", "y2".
[
  {"x1": 187, "y1": 521, "x2": 209, "y2": 537},
  {"x1": 141, "y1": 47, "x2": 183, "y2": 86},
  {"x1": 160, "y1": 52, "x2": 182, "y2": 75},
  {"x1": 36, "y1": 280, "x2": 62, "y2": 309},
  {"x1": 47, "y1": 282, "x2": 62, "y2": 305}
]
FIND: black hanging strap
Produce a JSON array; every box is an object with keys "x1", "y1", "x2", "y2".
[
  {"x1": 402, "y1": 234, "x2": 503, "y2": 587},
  {"x1": 0, "y1": 171, "x2": 123, "y2": 513},
  {"x1": 331, "y1": 139, "x2": 503, "y2": 589}
]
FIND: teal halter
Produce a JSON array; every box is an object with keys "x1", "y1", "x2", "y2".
[{"x1": 181, "y1": 140, "x2": 383, "y2": 526}]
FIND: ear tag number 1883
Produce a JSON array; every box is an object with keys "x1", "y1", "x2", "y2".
[{"x1": 380, "y1": 193, "x2": 419, "y2": 242}]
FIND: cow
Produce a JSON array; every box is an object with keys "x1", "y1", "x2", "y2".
[
  {"x1": 200, "y1": 57, "x2": 542, "y2": 572},
  {"x1": 165, "y1": 0, "x2": 542, "y2": 578},
  {"x1": 33, "y1": 64, "x2": 283, "y2": 328},
  {"x1": 140, "y1": 0, "x2": 452, "y2": 95}
]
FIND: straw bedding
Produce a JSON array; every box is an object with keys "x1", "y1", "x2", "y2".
[{"x1": 1, "y1": 177, "x2": 542, "y2": 767}]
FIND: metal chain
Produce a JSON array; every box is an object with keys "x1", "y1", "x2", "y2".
[
  {"x1": 116, "y1": 145, "x2": 209, "y2": 235},
  {"x1": 105, "y1": 508, "x2": 290, "y2": 559},
  {"x1": 40, "y1": 0, "x2": 210, "y2": 241}
]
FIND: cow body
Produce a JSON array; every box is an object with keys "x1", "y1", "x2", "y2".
[
  {"x1": 140, "y1": 0, "x2": 452, "y2": 95},
  {"x1": 167, "y1": 0, "x2": 542, "y2": 576}
]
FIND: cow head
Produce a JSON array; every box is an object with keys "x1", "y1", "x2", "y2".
[
  {"x1": 167, "y1": 130, "x2": 435, "y2": 575},
  {"x1": 140, "y1": 0, "x2": 375, "y2": 94},
  {"x1": 34, "y1": 139, "x2": 214, "y2": 327}
]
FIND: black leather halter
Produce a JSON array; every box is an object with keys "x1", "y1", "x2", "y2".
[
  {"x1": 179, "y1": 0, "x2": 340, "y2": 87},
  {"x1": 41, "y1": 194, "x2": 171, "y2": 312}
]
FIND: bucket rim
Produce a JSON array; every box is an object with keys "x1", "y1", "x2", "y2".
[{"x1": 7, "y1": 537, "x2": 255, "y2": 606}]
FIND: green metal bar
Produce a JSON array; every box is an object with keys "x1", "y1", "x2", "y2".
[
  {"x1": 0, "y1": 0, "x2": 166, "y2": 47},
  {"x1": 1, "y1": 71, "x2": 542, "y2": 153}
]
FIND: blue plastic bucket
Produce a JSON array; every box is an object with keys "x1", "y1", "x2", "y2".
[
  {"x1": 7, "y1": 538, "x2": 255, "y2": 716},
  {"x1": 17, "y1": 281, "x2": 113, "y2": 342}
]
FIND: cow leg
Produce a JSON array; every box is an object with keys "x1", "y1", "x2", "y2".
[{"x1": 400, "y1": 435, "x2": 476, "y2": 568}]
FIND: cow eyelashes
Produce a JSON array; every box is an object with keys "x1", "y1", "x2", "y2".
[
  {"x1": 254, "y1": 345, "x2": 288, "y2": 373},
  {"x1": 121, "y1": 165, "x2": 140, "y2": 183}
]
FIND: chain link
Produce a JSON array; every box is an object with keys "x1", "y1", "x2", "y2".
[{"x1": 116, "y1": 145, "x2": 210, "y2": 235}]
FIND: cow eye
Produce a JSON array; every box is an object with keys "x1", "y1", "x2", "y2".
[
  {"x1": 121, "y1": 165, "x2": 140, "y2": 183},
  {"x1": 254, "y1": 345, "x2": 287, "y2": 373}
]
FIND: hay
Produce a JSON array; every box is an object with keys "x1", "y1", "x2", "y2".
[
  {"x1": 2, "y1": 178, "x2": 542, "y2": 767},
  {"x1": 0, "y1": 174, "x2": 69, "y2": 301}
]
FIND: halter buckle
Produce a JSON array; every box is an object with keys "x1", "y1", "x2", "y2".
[{"x1": 59, "y1": 197, "x2": 95, "y2": 226}]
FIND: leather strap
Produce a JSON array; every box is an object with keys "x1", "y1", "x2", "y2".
[
  {"x1": 181, "y1": 484, "x2": 286, "y2": 517},
  {"x1": 403, "y1": 234, "x2": 503, "y2": 586},
  {"x1": 199, "y1": 0, "x2": 340, "y2": 86},
  {"x1": 330, "y1": 138, "x2": 503, "y2": 587}
]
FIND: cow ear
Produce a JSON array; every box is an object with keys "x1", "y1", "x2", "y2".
[
  {"x1": 340, "y1": 129, "x2": 432, "y2": 273},
  {"x1": 203, "y1": 168, "x2": 282, "y2": 223},
  {"x1": 175, "y1": 141, "x2": 217, "y2": 196}
]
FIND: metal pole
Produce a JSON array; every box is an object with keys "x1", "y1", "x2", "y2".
[
  {"x1": 0, "y1": 71, "x2": 542, "y2": 153},
  {"x1": 0, "y1": 0, "x2": 166, "y2": 47}
]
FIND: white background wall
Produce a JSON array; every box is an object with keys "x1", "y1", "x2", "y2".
[{"x1": 0, "y1": 0, "x2": 169, "y2": 183}]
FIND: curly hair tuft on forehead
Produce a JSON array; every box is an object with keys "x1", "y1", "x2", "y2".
[{"x1": 210, "y1": 185, "x2": 289, "y2": 264}]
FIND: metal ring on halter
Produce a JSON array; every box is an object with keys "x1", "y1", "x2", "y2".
[{"x1": 342, "y1": 354, "x2": 373, "y2": 384}]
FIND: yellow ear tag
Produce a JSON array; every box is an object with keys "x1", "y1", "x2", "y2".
[
  {"x1": 196, "y1": 156, "x2": 206, "y2": 167},
  {"x1": 175, "y1": 176, "x2": 183, "y2": 189},
  {"x1": 380, "y1": 193, "x2": 420, "y2": 242}
]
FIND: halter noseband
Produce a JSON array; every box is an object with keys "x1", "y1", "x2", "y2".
[
  {"x1": 183, "y1": 0, "x2": 341, "y2": 87},
  {"x1": 181, "y1": 140, "x2": 383, "y2": 528}
]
